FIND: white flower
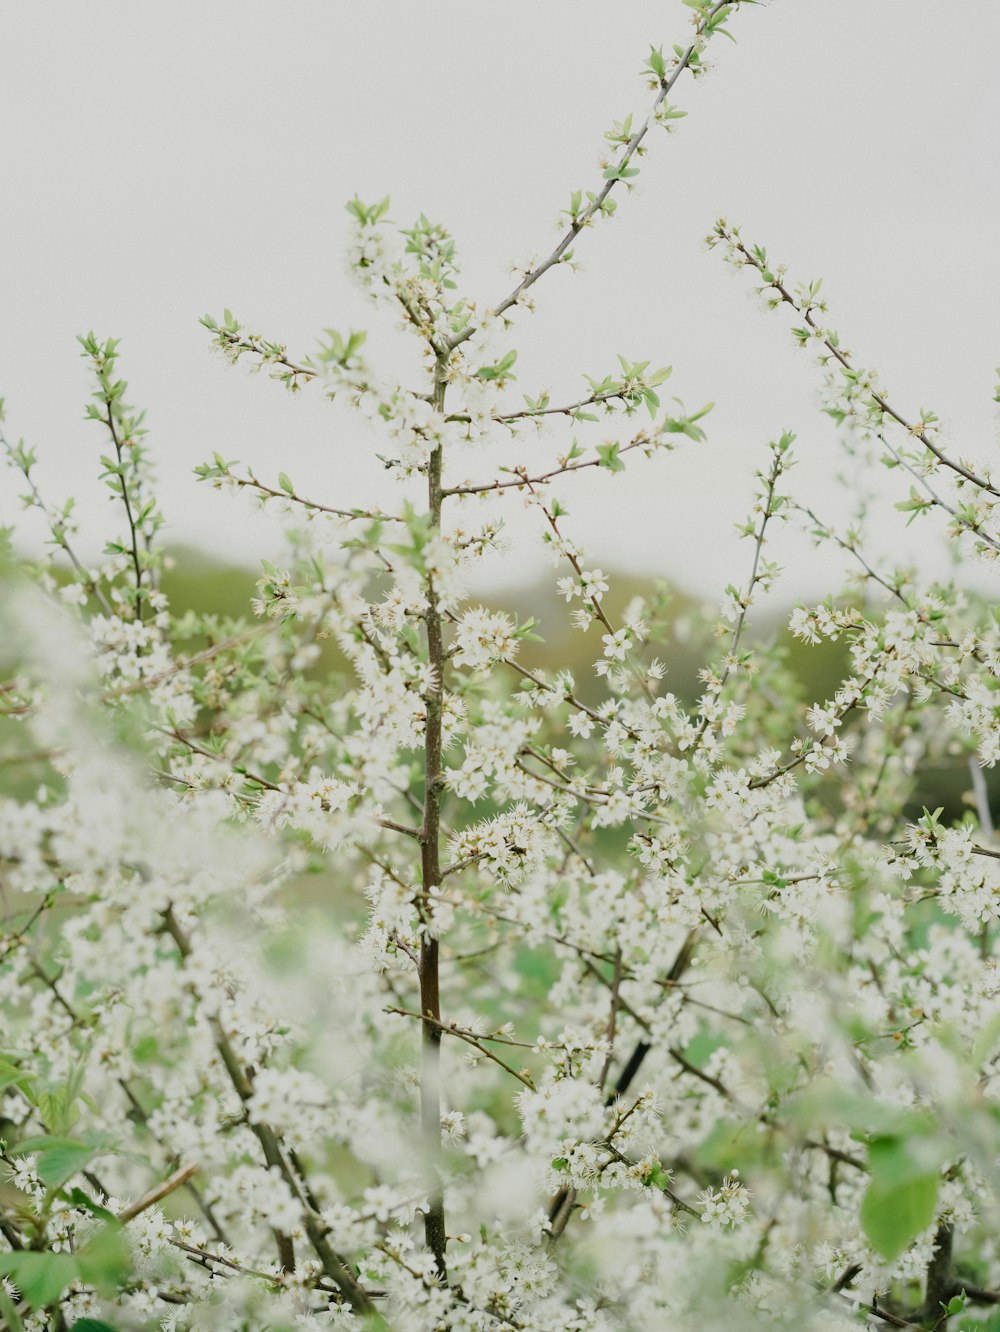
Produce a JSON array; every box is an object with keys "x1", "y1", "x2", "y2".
[
  {"x1": 453, "y1": 606, "x2": 518, "y2": 669},
  {"x1": 602, "y1": 628, "x2": 631, "y2": 661},
  {"x1": 567, "y1": 712, "x2": 596, "y2": 739},
  {"x1": 699, "y1": 1171, "x2": 752, "y2": 1229},
  {"x1": 580, "y1": 569, "x2": 610, "y2": 602}
]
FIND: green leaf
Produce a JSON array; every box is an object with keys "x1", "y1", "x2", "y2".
[
  {"x1": 859, "y1": 1136, "x2": 942, "y2": 1261},
  {"x1": 65, "y1": 1187, "x2": 117, "y2": 1224},
  {"x1": 75, "y1": 1224, "x2": 130, "y2": 1294},
  {"x1": 277, "y1": 472, "x2": 295, "y2": 495},
  {"x1": 0, "y1": 1055, "x2": 33, "y2": 1094},
  {"x1": 0, "y1": 1232, "x2": 127, "y2": 1316},
  {"x1": 596, "y1": 443, "x2": 625, "y2": 474},
  {"x1": 646, "y1": 45, "x2": 666, "y2": 79},
  {"x1": 860, "y1": 1170, "x2": 938, "y2": 1261},
  {"x1": 15, "y1": 1136, "x2": 98, "y2": 1189},
  {"x1": 476, "y1": 349, "x2": 518, "y2": 383},
  {"x1": 0, "y1": 1251, "x2": 76, "y2": 1310},
  {"x1": 514, "y1": 616, "x2": 545, "y2": 644},
  {"x1": 648, "y1": 1164, "x2": 672, "y2": 1190},
  {"x1": 38, "y1": 1140, "x2": 97, "y2": 1188},
  {"x1": 68, "y1": 1322, "x2": 121, "y2": 1332}
]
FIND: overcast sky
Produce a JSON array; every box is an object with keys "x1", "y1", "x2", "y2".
[{"x1": 2, "y1": 2, "x2": 998, "y2": 605}]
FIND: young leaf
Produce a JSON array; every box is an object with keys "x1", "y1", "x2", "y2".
[
  {"x1": 14, "y1": 1136, "x2": 100, "y2": 1190},
  {"x1": 596, "y1": 443, "x2": 625, "y2": 474},
  {"x1": 859, "y1": 1136, "x2": 942, "y2": 1262},
  {"x1": 74, "y1": 1224, "x2": 130, "y2": 1294},
  {"x1": 0, "y1": 1252, "x2": 76, "y2": 1310}
]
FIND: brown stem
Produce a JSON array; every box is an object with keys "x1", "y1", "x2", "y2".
[
  {"x1": 920, "y1": 1223, "x2": 954, "y2": 1326},
  {"x1": 597, "y1": 950, "x2": 623, "y2": 1092},
  {"x1": 418, "y1": 366, "x2": 449, "y2": 1279},
  {"x1": 103, "y1": 402, "x2": 145, "y2": 621},
  {"x1": 118, "y1": 1163, "x2": 199, "y2": 1223}
]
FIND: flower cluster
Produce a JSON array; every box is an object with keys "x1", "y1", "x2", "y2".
[{"x1": 3, "y1": 5, "x2": 1000, "y2": 1330}]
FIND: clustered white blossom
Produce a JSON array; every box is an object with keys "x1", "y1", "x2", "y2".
[{"x1": 3, "y1": 5, "x2": 1000, "y2": 1330}]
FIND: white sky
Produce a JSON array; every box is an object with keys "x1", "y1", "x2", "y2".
[{"x1": 2, "y1": 1, "x2": 998, "y2": 605}]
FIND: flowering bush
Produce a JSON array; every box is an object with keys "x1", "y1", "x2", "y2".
[{"x1": 3, "y1": 3, "x2": 1000, "y2": 1329}]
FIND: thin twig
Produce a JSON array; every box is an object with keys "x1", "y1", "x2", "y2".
[
  {"x1": 448, "y1": 1, "x2": 743, "y2": 349},
  {"x1": 386, "y1": 1007, "x2": 536, "y2": 1090},
  {"x1": 118, "y1": 1163, "x2": 200, "y2": 1223}
]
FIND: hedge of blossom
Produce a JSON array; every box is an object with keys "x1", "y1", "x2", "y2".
[{"x1": 3, "y1": 2, "x2": 1000, "y2": 1329}]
